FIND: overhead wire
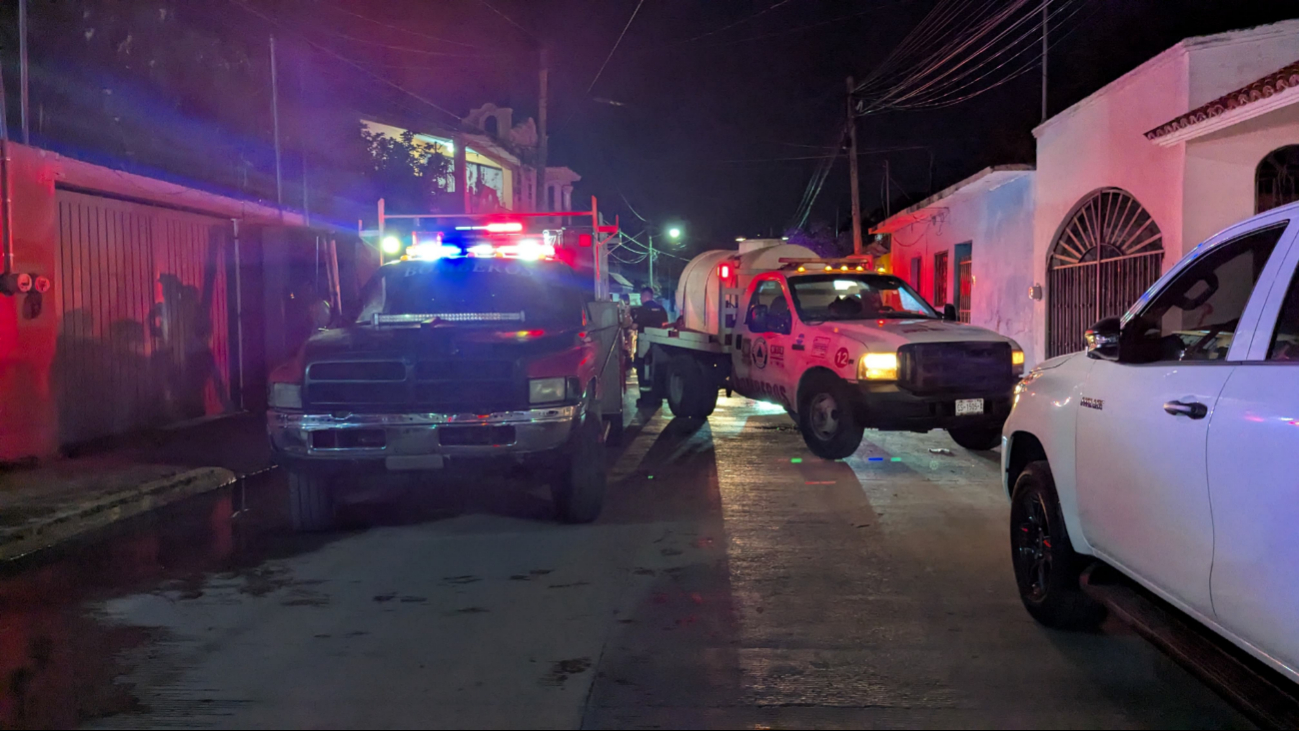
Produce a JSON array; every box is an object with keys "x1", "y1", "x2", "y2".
[
  {"x1": 316, "y1": 1, "x2": 489, "y2": 49},
  {"x1": 224, "y1": 0, "x2": 463, "y2": 121},
  {"x1": 587, "y1": 0, "x2": 647, "y2": 93},
  {"x1": 474, "y1": 0, "x2": 537, "y2": 39},
  {"x1": 673, "y1": 0, "x2": 798, "y2": 45}
]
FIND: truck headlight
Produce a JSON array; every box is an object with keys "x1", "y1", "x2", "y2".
[
  {"x1": 529, "y1": 377, "x2": 568, "y2": 404},
  {"x1": 1012, "y1": 348, "x2": 1025, "y2": 376},
  {"x1": 857, "y1": 352, "x2": 898, "y2": 381},
  {"x1": 269, "y1": 383, "x2": 302, "y2": 409}
]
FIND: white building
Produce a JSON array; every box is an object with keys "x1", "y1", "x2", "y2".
[{"x1": 873, "y1": 19, "x2": 1299, "y2": 368}]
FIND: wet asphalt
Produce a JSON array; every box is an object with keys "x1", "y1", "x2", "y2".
[{"x1": 0, "y1": 395, "x2": 1253, "y2": 729}]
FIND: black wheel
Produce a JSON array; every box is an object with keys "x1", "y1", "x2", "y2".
[
  {"x1": 948, "y1": 424, "x2": 1003, "y2": 451},
  {"x1": 798, "y1": 374, "x2": 864, "y2": 460},
  {"x1": 666, "y1": 354, "x2": 718, "y2": 419},
  {"x1": 288, "y1": 470, "x2": 336, "y2": 532},
  {"x1": 553, "y1": 412, "x2": 606, "y2": 523},
  {"x1": 604, "y1": 413, "x2": 625, "y2": 447},
  {"x1": 1010, "y1": 461, "x2": 1105, "y2": 630}
]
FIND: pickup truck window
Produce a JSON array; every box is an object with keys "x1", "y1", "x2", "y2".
[
  {"x1": 789, "y1": 274, "x2": 937, "y2": 321},
  {"x1": 1129, "y1": 223, "x2": 1286, "y2": 362},
  {"x1": 1269, "y1": 264, "x2": 1299, "y2": 361},
  {"x1": 747, "y1": 279, "x2": 792, "y2": 334},
  {"x1": 355, "y1": 260, "x2": 586, "y2": 329}
]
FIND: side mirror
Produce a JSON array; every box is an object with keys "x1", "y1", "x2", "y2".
[
  {"x1": 942, "y1": 303, "x2": 958, "y2": 322},
  {"x1": 746, "y1": 304, "x2": 770, "y2": 333},
  {"x1": 1085, "y1": 316, "x2": 1121, "y2": 360}
]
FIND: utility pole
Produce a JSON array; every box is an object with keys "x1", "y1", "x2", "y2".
[
  {"x1": 846, "y1": 76, "x2": 863, "y2": 256},
  {"x1": 536, "y1": 47, "x2": 549, "y2": 211},
  {"x1": 884, "y1": 159, "x2": 891, "y2": 219},
  {"x1": 1041, "y1": 0, "x2": 1049, "y2": 123},
  {"x1": 648, "y1": 233, "x2": 655, "y2": 291},
  {"x1": 269, "y1": 35, "x2": 283, "y2": 211},
  {"x1": 299, "y1": 58, "x2": 310, "y2": 226},
  {"x1": 19, "y1": 0, "x2": 29, "y2": 144}
]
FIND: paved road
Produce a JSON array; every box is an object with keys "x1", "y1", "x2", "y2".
[{"x1": 0, "y1": 396, "x2": 1250, "y2": 729}]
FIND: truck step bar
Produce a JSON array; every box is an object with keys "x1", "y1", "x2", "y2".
[{"x1": 1080, "y1": 564, "x2": 1299, "y2": 730}]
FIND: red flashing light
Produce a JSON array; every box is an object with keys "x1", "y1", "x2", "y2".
[
  {"x1": 719, "y1": 263, "x2": 732, "y2": 280},
  {"x1": 578, "y1": 233, "x2": 594, "y2": 247},
  {"x1": 486, "y1": 221, "x2": 524, "y2": 233}
]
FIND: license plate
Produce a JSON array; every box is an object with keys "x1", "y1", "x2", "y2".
[{"x1": 955, "y1": 398, "x2": 984, "y2": 416}]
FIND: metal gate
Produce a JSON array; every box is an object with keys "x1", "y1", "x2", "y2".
[
  {"x1": 1047, "y1": 188, "x2": 1164, "y2": 358},
  {"x1": 54, "y1": 189, "x2": 234, "y2": 446},
  {"x1": 956, "y1": 257, "x2": 972, "y2": 323}
]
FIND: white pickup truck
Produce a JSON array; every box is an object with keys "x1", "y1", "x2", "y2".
[
  {"x1": 1003, "y1": 202, "x2": 1299, "y2": 687},
  {"x1": 638, "y1": 240, "x2": 1024, "y2": 459}
]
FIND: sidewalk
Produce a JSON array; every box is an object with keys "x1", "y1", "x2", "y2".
[{"x1": 0, "y1": 413, "x2": 271, "y2": 561}]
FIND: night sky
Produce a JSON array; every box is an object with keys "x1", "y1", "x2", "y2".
[
  {"x1": 350, "y1": 0, "x2": 1298, "y2": 247},
  {"x1": 7, "y1": 0, "x2": 1299, "y2": 253}
]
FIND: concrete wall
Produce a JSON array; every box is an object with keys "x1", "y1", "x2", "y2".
[
  {"x1": 879, "y1": 170, "x2": 1039, "y2": 365},
  {"x1": 1186, "y1": 20, "x2": 1299, "y2": 108},
  {"x1": 1183, "y1": 103, "x2": 1299, "y2": 250}
]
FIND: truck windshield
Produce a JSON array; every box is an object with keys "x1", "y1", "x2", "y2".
[
  {"x1": 355, "y1": 259, "x2": 587, "y2": 329},
  {"x1": 789, "y1": 274, "x2": 938, "y2": 321}
]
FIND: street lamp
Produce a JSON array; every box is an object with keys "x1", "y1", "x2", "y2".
[{"x1": 667, "y1": 226, "x2": 682, "y2": 240}]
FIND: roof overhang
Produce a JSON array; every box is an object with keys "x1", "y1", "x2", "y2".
[{"x1": 1146, "y1": 62, "x2": 1299, "y2": 147}]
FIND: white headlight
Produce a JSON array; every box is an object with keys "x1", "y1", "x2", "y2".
[
  {"x1": 269, "y1": 383, "x2": 302, "y2": 409},
  {"x1": 529, "y1": 377, "x2": 567, "y2": 404}
]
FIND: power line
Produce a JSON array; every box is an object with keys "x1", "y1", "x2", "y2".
[
  {"x1": 475, "y1": 0, "x2": 537, "y2": 39},
  {"x1": 302, "y1": 25, "x2": 502, "y2": 58},
  {"x1": 225, "y1": 0, "x2": 463, "y2": 121},
  {"x1": 587, "y1": 0, "x2": 647, "y2": 93},
  {"x1": 674, "y1": 0, "x2": 798, "y2": 45},
  {"x1": 316, "y1": 1, "x2": 489, "y2": 49}
]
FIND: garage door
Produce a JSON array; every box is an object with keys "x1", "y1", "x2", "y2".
[{"x1": 53, "y1": 189, "x2": 234, "y2": 446}]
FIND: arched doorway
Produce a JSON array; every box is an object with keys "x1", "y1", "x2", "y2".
[
  {"x1": 1047, "y1": 188, "x2": 1164, "y2": 357},
  {"x1": 1257, "y1": 145, "x2": 1299, "y2": 213}
]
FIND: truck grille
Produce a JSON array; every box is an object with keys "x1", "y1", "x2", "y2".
[
  {"x1": 897, "y1": 342, "x2": 1013, "y2": 394},
  {"x1": 304, "y1": 359, "x2": 523, "y2": 412}
]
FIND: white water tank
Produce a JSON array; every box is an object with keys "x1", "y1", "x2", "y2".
[{"x1": 676, "y1": 241, "x2": 815, "y2": 334}]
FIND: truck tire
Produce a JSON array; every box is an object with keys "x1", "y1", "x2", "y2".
[
  {"x1": 1010, "y1": 461, "x2": 1105, "y2": 630},
  {"x1": 289, "y1": 470, "x2": 336, "y2": 532},
  {"x1": 798, "y1": 374, "x2": 865, "y2": 460},
  {"x1": 948, "y1": 424, "x2": 1003, "y2": 451},
  {"x1": 553, "y1": 412, "x2": 606, "y2": 523},
  {"x1": 666, "y1": 354, "x2": 718, "y2": 419}
]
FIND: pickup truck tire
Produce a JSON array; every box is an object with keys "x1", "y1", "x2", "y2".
[
  {"x1": 1010, "y1": 461, "x2": 1105, "y2": 630},
  {"x1": 948, "y1": 424, "x2": 1003, "y2": 451},
  {"x1": 289, "y1": 471, "x2": 336, "y2": 532},
  {"x1": 667, "y1": 354, "x2": 718, "y2": 419},
  {"x1": 798, "y1": 373, "x2": 865, "y2": 460},
  {"x1": 553, "y1": 413, "x2": 606, "y2": 523}
]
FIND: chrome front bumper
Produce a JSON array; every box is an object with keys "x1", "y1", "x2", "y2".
[{"x1": 268, "y1": 406, "x2": 580, "y2": 467}]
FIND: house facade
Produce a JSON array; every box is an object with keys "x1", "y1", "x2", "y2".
[{"x1": 873, "y1": 19, "x2": 1299, "y2": 368}]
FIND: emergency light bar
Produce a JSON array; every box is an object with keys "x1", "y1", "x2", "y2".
[{"x1": 372, "y1": 312, "x2": 526, "y2": 326}]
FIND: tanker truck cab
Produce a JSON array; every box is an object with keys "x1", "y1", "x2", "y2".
[{"x1": 734, "y1": 263, "x2": 1025, "y2": 458}]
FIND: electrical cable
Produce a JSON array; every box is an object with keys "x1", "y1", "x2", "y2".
[
  {"x1": 475, "y1": 0, "x2": 537, "y2": 39},
  {"x1": 224, "y1": 0, "x2": 463, "y2": 122},
  {"x1": 673, "y1": 0, "x2": 798, "y2": 45},
  {"x1": 587, "y1": 0, "x2": 647, "y2": 93},
  {"x1": 316, "y1": 1, "x2": 490, "y2": 49}
]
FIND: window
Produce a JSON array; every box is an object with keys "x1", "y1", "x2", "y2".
[
  {"x1": 1269, "y1": 264, "x2": 1299, "y2": 362},
  {"x1": 1257, "y1": 146, "x2": 1299, "y2": 214},
  {"x1": 746, "y1": 279, "x2": 792, "y2": 334},
  {"x1": 955, "y1": 242, "x2": 972, "y2": 323},
  {"x1": 1127, "y1": 224, "x2": 1287, "y2": 362},
  {"x1": 933, "y1": 252, "x2": 949, "y2": 307},
  {"x1": 910, "y1": 257, "x2": 922, "y2": 292},
  {"x1": 788, "y1": 275, "x2": 937, "y2": 321}
]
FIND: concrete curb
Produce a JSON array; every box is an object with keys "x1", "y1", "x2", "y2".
[{"x1": 0, "y1": 466, "x2": 238, "y2": 562}]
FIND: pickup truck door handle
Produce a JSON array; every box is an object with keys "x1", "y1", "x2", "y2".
[
  {"x1": 1163, "y1": 400, "x2": 1208, "y2": 419},
  {"x1": 791, "y1": 343, "x2": 805, "y2": 351}
]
